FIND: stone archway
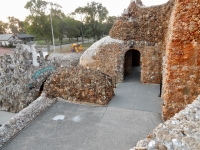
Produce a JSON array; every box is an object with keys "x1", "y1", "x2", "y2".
[{"x1": 124, "y1": 49, "x2": 141, "y2": 76}]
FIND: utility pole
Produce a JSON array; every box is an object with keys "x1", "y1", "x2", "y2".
[
  {"x1": 35, "y1": 0, "x2": 56, "y2": 53},
  {"x1": 50, "y1": 2, "x2": 56, "y2": 53}
]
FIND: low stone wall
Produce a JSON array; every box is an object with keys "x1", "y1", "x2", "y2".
[
  {"x1": 44, "y1": 66, "x2": 114, "y2": 105},
  {"x1": 0, "y1": 44, "x2": 56, "y2": 113},
  {"x1": 132, "y1": 95, "x2": 200, "y2": 150},
  {"x1": 0, "y1": 93, "x2": 57, "y2": 149},
  {"x1": 0, "y1": 44, "x2": 82, "y2": 113},
  {"x1": 48, "y1": 53, "x2": 81, "y2": 67}
]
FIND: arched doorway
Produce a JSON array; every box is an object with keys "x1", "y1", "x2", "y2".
[{"x1": 124, "y1": 49, "x2": 141, "y2": 76}]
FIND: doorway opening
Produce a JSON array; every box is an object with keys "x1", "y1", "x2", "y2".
[{"x1": 124, "y1": 50, "x2": 141, "y2": 74}]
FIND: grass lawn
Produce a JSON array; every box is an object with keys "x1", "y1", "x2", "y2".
[
  {"x1": 36, "y1": 38, "x2": 83, "y2": 46},
  {"x1": 49, "y1": 42, "x2": 94, "y2": 54}
]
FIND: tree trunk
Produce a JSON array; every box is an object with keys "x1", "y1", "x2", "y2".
[
  {"x1": 47, "y1": 41, "x2": 50, "y2": 52},
  {"x1": 76, "y1": 35, "x2": 78, "y2": 42},
  {"x1": 81, "y1": 27, "x2": 84, "y2": 45},
  {"x1": 44, "y1": 39, "x2": 50, "y2": 53},
  {"x1": 59, "y1": 38, "x2": 63, "y2": 50}
]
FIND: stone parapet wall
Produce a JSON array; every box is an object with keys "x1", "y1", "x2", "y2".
[
  {"x1": 47, "y1": 53, "x2": 81, "y2": 67},
  {"x1": 132, "y1": 95, "x2": 200, "y2": 150},
  {"x1": 0, "y1": 94, "x2": 57, "y2": 149},
  {"x1": 162, "y1": 0, "x2": 200, "y2": 120},
  {"x1": 44, "y1": 66, "x2": 114, "y2": 105}
]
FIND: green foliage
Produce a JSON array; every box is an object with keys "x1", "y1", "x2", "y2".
[
  {"x1": 104, "y1": 16, "x2": 117, "y2": 35},
  {"x1": 7, "y1": 16, "x2": 26, "y2": 34},
  {"x1": 73, "y1": 1, "x2": 116, "y2": 41},
  {"x1": 8, "y1": 43, "x2": 15, "y2": 48},
  {"x1": 0, "y1": 20, "x2": 8, "y2": 34},
  {"x1": 24, "y1": 0, "x2": 62, "y2": 51}
]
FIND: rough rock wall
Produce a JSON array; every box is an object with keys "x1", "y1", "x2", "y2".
[
  {"x1": 108, "y1": 0, "x2": 175, "y2": 84},
  {"x1": 127, "y1": 45, "x2": 162, "y2": 84},
  {"x1": 80, "y1": 36, "x2": 125, "y2": 83},
  {"x1": 0, "y1": 44, "x2": 56, "y2": 112},
  {"x1": 110, "y1": 0, "x2": 174, "y2": 44},
  {"x1": 80, "y1": 36, "x2": 162, "y2": 84},
  {"x1": 162, "y1": 0, "x2": 200, "y2": 120},
  {"x1": 44, "y1": 66, "x2": 114, "y2": 105},
  {"x1": 132, "y1": 95, "x2": 200, "y2": 150},
  {"x1": 124, "y1": 50, "x2": 133, "y2": 75},
  {"x1": 108, "y1": 0, "x2": 174, "y2": 84}
]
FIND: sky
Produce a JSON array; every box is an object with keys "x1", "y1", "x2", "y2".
[{"x1": 0, "y1": 0, "x2": 169, "y2": 22}]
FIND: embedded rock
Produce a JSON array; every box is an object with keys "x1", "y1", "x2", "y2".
[
  {"x1": 44, "y1": 66, "x2": 114, "y2": 105},
  {"x1": 132, "y1": 95, "x2": 200, "y2": 150}
]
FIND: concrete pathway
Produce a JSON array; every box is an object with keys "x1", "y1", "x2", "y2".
[
  {"x1": 0, "y1": 111, "x2": 16, "y2": 126},
  {"x1": 2, "y1": 67, "x2": 163, "y2": 150},
  {"x1": 108, "y1": 66, "x2": 162, "y2": 113}
]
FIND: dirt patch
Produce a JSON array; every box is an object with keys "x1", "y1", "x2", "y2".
[{"x1": 0, "y1": 48, "x2": 13, "y2": 56}]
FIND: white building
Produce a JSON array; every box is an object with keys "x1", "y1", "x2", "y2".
[{"x1": 0, "y1": 34, "x2": 23, "y2": 46}]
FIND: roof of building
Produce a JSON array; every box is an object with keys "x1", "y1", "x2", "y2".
[
  {"x1": 0, "y1": 34, "x2": 14, "y2": 41},
  {"x1": 17, "y1": 34, "x2": 34, "y2": 39}
]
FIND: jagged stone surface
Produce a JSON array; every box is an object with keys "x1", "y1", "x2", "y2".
[
  {"x1": 0, "y1": 44, "x2": 81, "y2": 113},
  {"x1": 132, "y1": 96, "x2": 200, "y2": 150},
  {"x1": 162, "y1": 0, "x2": 200, "y2": 120},
  {"x1": 44, "y1": 66, "x2": 114, "y2": 105},
  {"x1": 110, "y1": 0, "x2": 174, "y2": 43},
  {"x1": 80, "y1": 36, "x2": 125, "y2": 82},
  {"x1": 0, "y1": 44, "x2": 56, "y2": 113}
]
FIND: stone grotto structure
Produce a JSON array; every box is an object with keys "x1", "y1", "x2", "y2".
[
  {"x1": 1, "y1": 0, "x2": 200, "y2": 149},
  {"x1": 81, "y1": 0, "x2": 200, "y2": 121}
]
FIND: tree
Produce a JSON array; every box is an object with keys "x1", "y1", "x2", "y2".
[
  {"x1": 0, "y1": 20, "x2": 8, "y2": 34},
  {"x1": 72, "y1": 9, "x2": 86, "y2": 44},
  {"x1": 8, "y1": 16, "x2": 26, "y2": 34},
  {"x1": 24, "y1": 0, "x2": 61, "y2": 52},
  {"x1": 57, "y1": 17, "x2": 79, "y2": 49},
  {"x1": 73, "y1": 1, "x2": 108, "y2": 41},
  {"x1": 102, "y1": 16, "x2": 116, "y2": 36}
]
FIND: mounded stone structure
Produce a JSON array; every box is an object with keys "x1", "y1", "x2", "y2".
[
  {"x1": 80, "y1": 0, "x2": 200, "y2": 121},
  {"x1": 44, "y1": 66, "x2": 114, "y2": 105},
  {"x1": 80, "y1": 36, "x2": 163, "y2": 84}
]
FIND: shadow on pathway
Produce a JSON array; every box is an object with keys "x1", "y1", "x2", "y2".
[
  {"x1": 2, "y1": 67, "x2": 163, "y2": 150},
  {"x1": 108, "y1": 66, "x2": 162, "y2": 114}
]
